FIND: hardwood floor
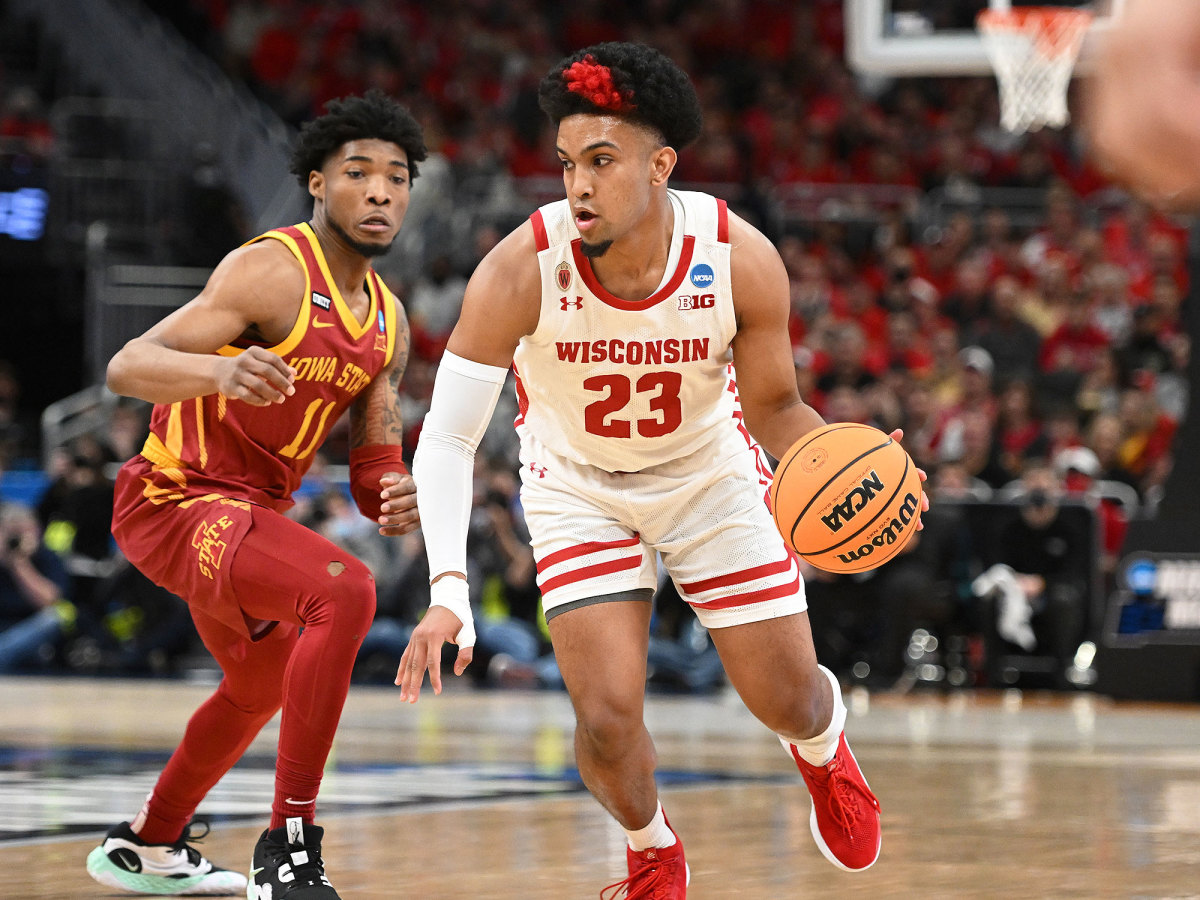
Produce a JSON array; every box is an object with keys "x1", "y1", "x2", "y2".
[{"x1": 3, "y1": 677, "x2": 1199, "y2": 898}]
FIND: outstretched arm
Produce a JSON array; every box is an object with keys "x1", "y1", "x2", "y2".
[{"x1": 1086, "y1": 0, "x2": 1200, "y2": 205}]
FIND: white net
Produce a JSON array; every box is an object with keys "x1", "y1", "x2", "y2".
[{"x1": 978, "y1": 8, "x2": 1093, "y2": 133}]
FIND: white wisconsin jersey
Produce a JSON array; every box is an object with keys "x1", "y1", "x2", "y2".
[{"x1": 513, "y1": 189, "x2": 740, "y2": 473}]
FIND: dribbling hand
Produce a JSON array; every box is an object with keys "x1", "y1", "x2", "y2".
[
  {"x1": 216, "y1": 346, "x2": 296, "y2": 406},
  {"x1": 887, "y1": 428, "x2": 929, "y2": 531}
]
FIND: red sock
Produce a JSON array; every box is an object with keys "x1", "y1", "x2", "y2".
[{"x1": 265, "y1": 570, "x2": 375, "y2": 830}]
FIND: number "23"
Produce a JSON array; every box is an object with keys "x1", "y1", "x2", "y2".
[{"x1": 583, "y1": 372, "x2": 682, "y2": 438}]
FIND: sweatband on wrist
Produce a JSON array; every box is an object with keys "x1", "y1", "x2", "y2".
[
  {"x1": 429, "y1": 577, "x2": 476, "y2": 649},
  {"x1": 349, "y1": 444, "x2": 408, "y2": 521}
]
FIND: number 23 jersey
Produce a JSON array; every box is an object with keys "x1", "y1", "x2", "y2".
[{"x1": 513, "y1": 189, "x2": 740, "y2": 474}]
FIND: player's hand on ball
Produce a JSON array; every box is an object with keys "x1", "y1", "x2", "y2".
[
  {"x1": 771, "y1": 423, "x2": 923, "y2": 572},
  {"x1": 888, "y1": 428, "x2": 929, "y2": 531}
]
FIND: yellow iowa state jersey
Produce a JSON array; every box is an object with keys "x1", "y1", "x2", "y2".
[{"x1": 138, "y1": 222, "x2": 397, "y2": 510}]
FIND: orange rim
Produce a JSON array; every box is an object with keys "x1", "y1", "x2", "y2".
[{"x1": 977, "y1": 7, "x2": 1093, "y2": 56}]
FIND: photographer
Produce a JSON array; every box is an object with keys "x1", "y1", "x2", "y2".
[
  {"x1": 0, "y1": 502, "x2": 72, "y2": 672},
  {"x1": 976, "y1": 462, "x2": 1092, "y2": 685}
]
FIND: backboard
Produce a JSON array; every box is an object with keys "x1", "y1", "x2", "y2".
[{"x1": 845, "y1": 0, "x2": 1122, "y2": 78}]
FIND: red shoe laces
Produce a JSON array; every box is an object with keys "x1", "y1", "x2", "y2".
[
  {"x1": 830, "y1": 763, "x2": 878, "y2": 840},
  {"x1": 821, "y1": 759, "x2": 881, "y2": 835},
  {"x1": 600, "y1": 853, "x2": 678, "y2": 900}
]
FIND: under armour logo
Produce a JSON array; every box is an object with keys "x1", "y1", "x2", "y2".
[
  {"x1": 529, "y1": 463, "x2": 548, "y2": 479},
  {"x1": 559, "y1": 296, "x2": 583, "y2": 310}
]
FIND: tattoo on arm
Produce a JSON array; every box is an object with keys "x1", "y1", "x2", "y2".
[{"x1": 350, "y1": 309, "x2": 410, "y2": 448}]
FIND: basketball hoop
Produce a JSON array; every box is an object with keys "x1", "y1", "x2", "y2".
[{"x1": 977, "y1": 6, "x2": 1093, "y2": 133}]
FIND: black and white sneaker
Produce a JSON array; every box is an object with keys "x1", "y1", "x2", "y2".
[
  {"x1": 248, "y1": 817, "x2": 339, "y2": 899},
  {"x1": 86, "y1": 820, "x2": 247, "y2": 896}
]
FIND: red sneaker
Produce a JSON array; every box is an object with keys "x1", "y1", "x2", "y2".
[
  {"x1": 790, "y1": 732, "x2": 881, "y2": 871},
  {"x1": 600, "y1": 826, "x2": 689, "y2": 899}
]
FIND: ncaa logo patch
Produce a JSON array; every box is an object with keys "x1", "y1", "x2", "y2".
[
  {"x1": 690, "y1": 263, "x2": 714, "y2": 288},
  {"x1": 555, "y1": 260, "x2": 573, "y2": 291}
]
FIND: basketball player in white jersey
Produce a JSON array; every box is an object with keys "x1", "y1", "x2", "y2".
[
  {"x1": 398, "y1": 42, "x2": 912, "y2": 896},
  {"x1": 1087, "y1": 0, "x2": 1200, "y2": 207}
]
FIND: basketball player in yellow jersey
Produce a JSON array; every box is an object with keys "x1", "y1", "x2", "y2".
[
  {"x1": 86, "y1": 92, "x2": 434, "y2": 900},
  {"x1": 1087, "y1": 0, "x2": 1200, "y2": 206},
  {"x1": 400, "y1": 43, "x2": 924, "y2": 897}
]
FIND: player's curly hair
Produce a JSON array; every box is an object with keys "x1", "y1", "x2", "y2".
[
  {"x1": 538, "y1": 42, "x2": 702, "y2": 149},
  {"x1": 289, "y1": 89, "x2": 428, "y2": 187}
]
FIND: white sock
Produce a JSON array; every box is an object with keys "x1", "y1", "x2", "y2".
[
  {"x1": 625, "y1": 801, "x2": 676, "y2": 852},
  {"x1": 780, "y1": 664, "x2": 846, "y2": 767}
]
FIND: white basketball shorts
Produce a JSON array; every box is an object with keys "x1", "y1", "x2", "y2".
[{"x1": 517, "y1": 429, "x2": 806, "y2": 629}]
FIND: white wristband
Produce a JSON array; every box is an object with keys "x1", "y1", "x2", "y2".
[{"x1": 429, "y1": 577, "x2": 476, "y2": 649}]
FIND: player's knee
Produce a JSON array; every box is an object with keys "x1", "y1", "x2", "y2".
[
  {"x1": 755, "y1": 683, "x2": 828, "y2": 739},
  {"x1": 217, "y1": 679, "x2": 283, "y2": 720},
  {"x1": 300, "y1": 557, "x2": 376, "y2": 635},
  {"x1": 575, "y1": 702, "x2": 643, "y2": 758},
  {"x1": 330, "y1": 558, "x2": 377, "y2": 637}
]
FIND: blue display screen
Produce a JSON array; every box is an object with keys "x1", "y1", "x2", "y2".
[{"x1": 0, "y1": 186, "x2": 48, "y2": 240}]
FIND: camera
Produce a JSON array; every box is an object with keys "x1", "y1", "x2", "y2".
[{"x1": 1024, "y1": 489, "x2": 1051, "y2": 509}]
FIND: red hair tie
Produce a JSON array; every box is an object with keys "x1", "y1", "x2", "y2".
[{"x1": 563, "y1": 55, "x2": 634, "y2": 113}]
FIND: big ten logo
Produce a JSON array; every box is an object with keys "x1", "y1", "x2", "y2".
[{"x1": 677, "y1": 293, "x2": 715, "y2": 311}]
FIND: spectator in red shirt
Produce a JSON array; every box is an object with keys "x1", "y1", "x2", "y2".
[
  {"x1": 835, "y1": 280, "x2": 889, "y2": 349},
  {"x1": 778, "y1": 133, "x2": 848, "y2": 185},
  {"x1": 883, "y1": 309, "x2": 934, "y2": 376},
  {"x1": 977, "y1": 208, "x2": 1024, "y2": 282},
  {"x1": 1021, "y1": 185, "x2": 1082, "y2": 274},
  {"x1": 1039, "y1": 289, "x2": 1110, "y2": 377},
  {"x1": 995, "y1": 378, "x2": 1048, "y2": 479},
  {"x1": 0, "y1": 87, "x2": 53, "y2": 158}
]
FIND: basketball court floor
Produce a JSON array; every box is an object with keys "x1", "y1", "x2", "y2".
[{"x1": 2, "y1": 674, "x2": 1199, "y2": 898}]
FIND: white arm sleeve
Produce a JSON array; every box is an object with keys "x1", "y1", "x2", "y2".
[{"x1": 413, "y1": 350, "x2": 509, "y2": 583}]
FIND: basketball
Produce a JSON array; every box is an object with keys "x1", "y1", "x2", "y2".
[{"x1": 770, "y1": 423, "x2": 921, "y2": 574}]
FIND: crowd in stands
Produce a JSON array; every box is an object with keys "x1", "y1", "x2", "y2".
[{"x1": 0, "y1": 0, "x2": 1191, "y2": 691}]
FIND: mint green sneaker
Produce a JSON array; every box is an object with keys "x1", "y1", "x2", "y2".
[{"x1": 86, "y1": 820, "x2": 246, "y2": 896}]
